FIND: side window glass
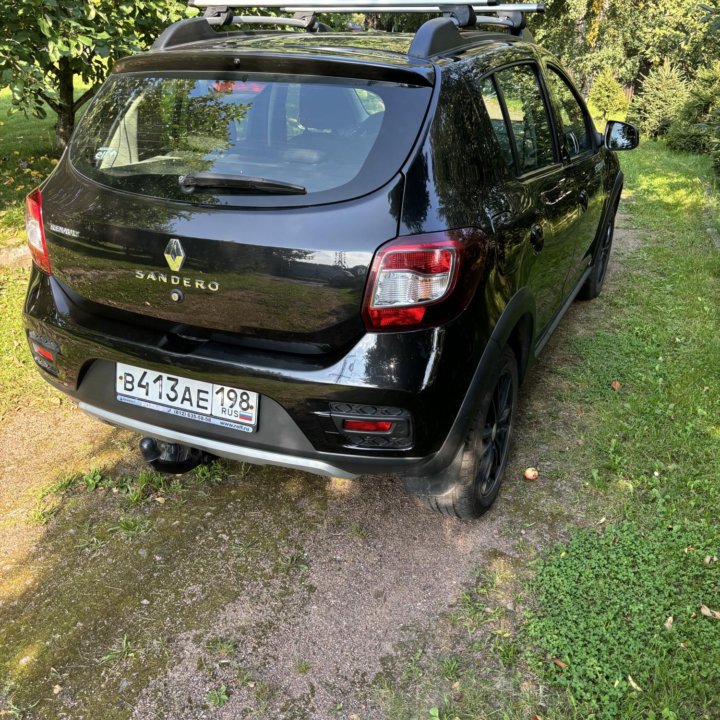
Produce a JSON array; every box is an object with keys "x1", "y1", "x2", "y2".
[
  {"x1": 494, "y1": 64, "x2": 555, "y2": 174},
  {"x1": 479, "y1": 77, "x2": 515, "y2": 171},
  {"x1": 545, "y1": 67, "x2": 593, "y2": 157}
]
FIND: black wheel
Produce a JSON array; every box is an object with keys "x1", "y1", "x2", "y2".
[
  {"x1": 403, "y1": 346, "x2": 519, "y2": 520},
  {"x1": 579, "y1": 206, "x2": 616, "y2": 300}
]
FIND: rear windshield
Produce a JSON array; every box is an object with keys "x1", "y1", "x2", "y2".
[{"x1": 70, "y1": 72, "x2": 432, "y2": 206}]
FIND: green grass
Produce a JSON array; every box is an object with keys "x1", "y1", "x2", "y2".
[
  {"x1": 0, "y1": 88, "x2": 59, "y2": 249},
  {"x1": 100, "y1": 635, "x2": 144, "y2": 665},
  {"x1": 0, "y1": 267, "x2": 55, "y2": 416},
  {"x1": 522, "y1": 141, "x2": 720, "y2": 719}
]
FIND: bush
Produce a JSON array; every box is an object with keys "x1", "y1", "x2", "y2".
[
  {"x1": 666, "y1": 61, "x2": 720, "y2": 156},
  {"x1": 665, "y1": 121, "x2": 711, "y2": 154},
  {"x1": 589, "y1": 68, "x2": 629, "y2": 121},
  {"x1": 630, "y1": 60, "x2": 689, "y2": 138}
]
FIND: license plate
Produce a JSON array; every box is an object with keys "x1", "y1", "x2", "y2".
[{"x1": 116, "y1": 363, "x2": 259, "y2": 432}]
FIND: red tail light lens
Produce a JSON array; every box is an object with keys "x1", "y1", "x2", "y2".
[
  {"x1": 25, "y1": 188, "x2": 51, "y2": 274},
  {"x1": 343, "y1": 419, "x2": 393, "y2": 433},
  {"x1": 362, "y1": 230, "x2": 488, "y2": 331}
]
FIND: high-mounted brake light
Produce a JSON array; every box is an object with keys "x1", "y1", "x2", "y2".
[
  {"x1": 362, "y1": 230, "x2": 488, "y2": 331},
  {"x1": 25, "y1": 188, "x2": 51, "y2": 274}
]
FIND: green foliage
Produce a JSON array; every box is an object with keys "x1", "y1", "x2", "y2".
[
  {"x1": 531, "y1": 0, "x2": 720, "y2": 91},
  {"x1": 701, "y1": 0, "x2": 720, "y2": 33},
  {"x1": 589, "y1": 68, "x2": 629, "y2": 121},
  {"x1": 206, "y1": 684, "x2": 229, "y2": 707},
  {"x1": 666, "y1": 61, "x2": 720, "y2": 154},
  {"x1": 630, "y1": 60, "x2": 689, "y2": 137},
  {"x1": 0, "y1": 0, "x2": 193, "y2": 145}
]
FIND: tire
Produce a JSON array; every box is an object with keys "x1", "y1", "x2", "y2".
[
  {"x1": 578, "y1": 204, "x2": 616, "y2": 301},
  {"x1": 403, "y1": 346, "x2": 519, "y2": 520}
]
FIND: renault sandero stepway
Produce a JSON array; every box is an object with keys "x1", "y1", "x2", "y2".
[{"x1": 23, "y1": 2, "x2": 638, "y2": 518}]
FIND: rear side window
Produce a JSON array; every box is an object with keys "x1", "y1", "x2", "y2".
[
  {"x1": 545, "y1": 66, "x2": 593, "y2": 157},
  {"x1": 493, "y1": 64, "x2": 556, "y2": 174},
  {"x1": 479, "y1": 77, "x2": 515, "y2": 170},
  {"x1": 70, "y1": 73, "x2": 431, "y2": 206}
]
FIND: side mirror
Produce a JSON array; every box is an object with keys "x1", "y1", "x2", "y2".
[{"x1": 604, "y1": 121, "x2": 639, "y2": 151}]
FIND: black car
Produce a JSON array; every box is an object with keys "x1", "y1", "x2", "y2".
[{"x1": 23, "y1": 1, "x2": 638, "y2": 518}]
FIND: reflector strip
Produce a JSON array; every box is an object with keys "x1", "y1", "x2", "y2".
[{"x1": 343, "y1": 419, "x2": 393, "y2": 432}]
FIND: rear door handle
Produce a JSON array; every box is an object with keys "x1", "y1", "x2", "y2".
[
  {"x1": 530, "y1": 224, "x2": 545, "y2": 253},
  {"x1": 579, "y1": 190, "x2": 589, "y2": 212}
]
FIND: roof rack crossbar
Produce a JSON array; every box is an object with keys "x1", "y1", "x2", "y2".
[
  {"x1": 204, "y1": 11, "x2": 331, "y2": 31},
  {"x1": 188, "y1": 0, "x2": 543, "y2": 9}
]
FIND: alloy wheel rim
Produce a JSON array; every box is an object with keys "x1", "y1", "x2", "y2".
[{"x1": 475, "y1": 371, "x2": 514, "y2": 498}]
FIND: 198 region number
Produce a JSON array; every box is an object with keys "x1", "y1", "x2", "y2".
[{"x1": 116, "y1": 362, "x2": 258, "y2": 431}]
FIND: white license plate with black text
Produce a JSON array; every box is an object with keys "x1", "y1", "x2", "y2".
[{"x1": 116, "y1": 363, "x2": 258, "y2": 432}]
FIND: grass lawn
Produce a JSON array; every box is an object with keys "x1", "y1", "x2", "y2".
[
  {"x1": 0, "y1": 88, "x2": 60, "y2": 250},
  {"x1": 380, "y1": 143, "x2": 720, "y2": 720},
  {"x1": 522, "y1": 144, "x2": 720, "y2": 720}
]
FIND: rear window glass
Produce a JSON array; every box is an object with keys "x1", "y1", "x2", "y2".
[{"x1": 70, "y1": 72, "x2": 431, "y2": 206}]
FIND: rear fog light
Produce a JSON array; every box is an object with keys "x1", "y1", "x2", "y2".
[{"x1": 343, "y1": 419, "x2": 393, "y2": 433}]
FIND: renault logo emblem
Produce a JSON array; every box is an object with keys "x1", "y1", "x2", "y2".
[{"x1": 164, "y1": 238, "x2": 186, "y2": 272}]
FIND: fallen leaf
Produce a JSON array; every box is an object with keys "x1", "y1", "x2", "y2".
[
  {"x1": 700, "y1": 605, "x2": 720, "y2": 620},
  {"x1": 154, "y1": 496, "x2": 166, "y2": 504},
  {"x1": 596, "y1": 516, "x2": 607, "y2": 525},
  {"x1": 664, "y1": 616, "x2": 674, "y2": 630},
  {"x1": 524, "y1": 467, "x2": 539, "y2": 481},
  {"x1": 531, "y1": 715, "x2": 543, "y2": 720},
  {"x1": 611, "y1": 380, "x2": 621, "y2": 391},
  {"x1": 627, "y1": 675, "x2": 642, "y2": 692},
  {"x1": 52, "y1": 684, "x2": 63, "y2": 695},
  {"x1": 550, "y1": 658, "x2": 568, "y2": 669}
]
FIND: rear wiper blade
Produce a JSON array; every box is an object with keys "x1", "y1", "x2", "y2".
[{"x1": 179, "y1": 172, "x2": 306, "y2": 195}]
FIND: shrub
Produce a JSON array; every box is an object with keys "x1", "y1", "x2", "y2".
[
  {"x1": 630, "y1": 60, "x2": 689, "y2": 138},
  {"x1": 666, "y1": 61, "x2": 720, "y2": 156},
  {"x1": 589, "y1": 68, "x2": 629, "y2": 122}
]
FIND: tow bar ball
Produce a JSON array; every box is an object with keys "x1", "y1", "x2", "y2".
[{"x1": 139, "y1": 437, "x2": 216, "y2": 474}]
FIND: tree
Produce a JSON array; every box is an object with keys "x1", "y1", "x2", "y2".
[
  {"x1": 529, "y1": 0, "x2": 720, "y2": 92},
  {"x1": 589, "y1": 68, "x2": 628, "y2": 121},
  {"x1": 630, "y1": 60, "x2": 689, "y2": 138},
  {"x1": 0, "y1": 0, "x2": 191, "y2": 148}
]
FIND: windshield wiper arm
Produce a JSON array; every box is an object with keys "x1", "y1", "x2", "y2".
[{"x1": 179, "y1": 173, "x2": 306, "y2": 195}]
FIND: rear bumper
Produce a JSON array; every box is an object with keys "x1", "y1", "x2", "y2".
[
  {"x1": 79, "y1": 402, "x2": 360, "y2": 478},
  {"x1": 23, "y1": 268, "x2": 487, "y2": 478}
]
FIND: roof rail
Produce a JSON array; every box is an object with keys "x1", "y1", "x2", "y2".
[{"x1": 157, "y1": 1, "x2": 543, "y2": 54}]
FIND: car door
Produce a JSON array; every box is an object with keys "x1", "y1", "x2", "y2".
[
  {"x1": 542, "y1": 64, "x2": 606, "y2": 294},
  {"x1": 474, "y1": 63, "x2": 580, "y2": 334}
]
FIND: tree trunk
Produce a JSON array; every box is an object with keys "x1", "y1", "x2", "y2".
[{"x1": 55, "y1": 57, "x2": 75, "y2": 149}]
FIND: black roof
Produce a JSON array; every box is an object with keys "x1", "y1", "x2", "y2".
[{"x1": 113, "y1": 19, "x2": 540, "y2": 82}]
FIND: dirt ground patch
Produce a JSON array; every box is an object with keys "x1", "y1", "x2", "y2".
[{"x1": 0, "y1": 218, "x2": 639, "y2": 719}]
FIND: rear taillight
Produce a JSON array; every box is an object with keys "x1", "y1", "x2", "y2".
[
  {"x1": 25, "y1": 188, "x2": 51, "y2": 274},
  {"x1": 362, "y1": 229, "x2": 487, "y2": 331}
]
